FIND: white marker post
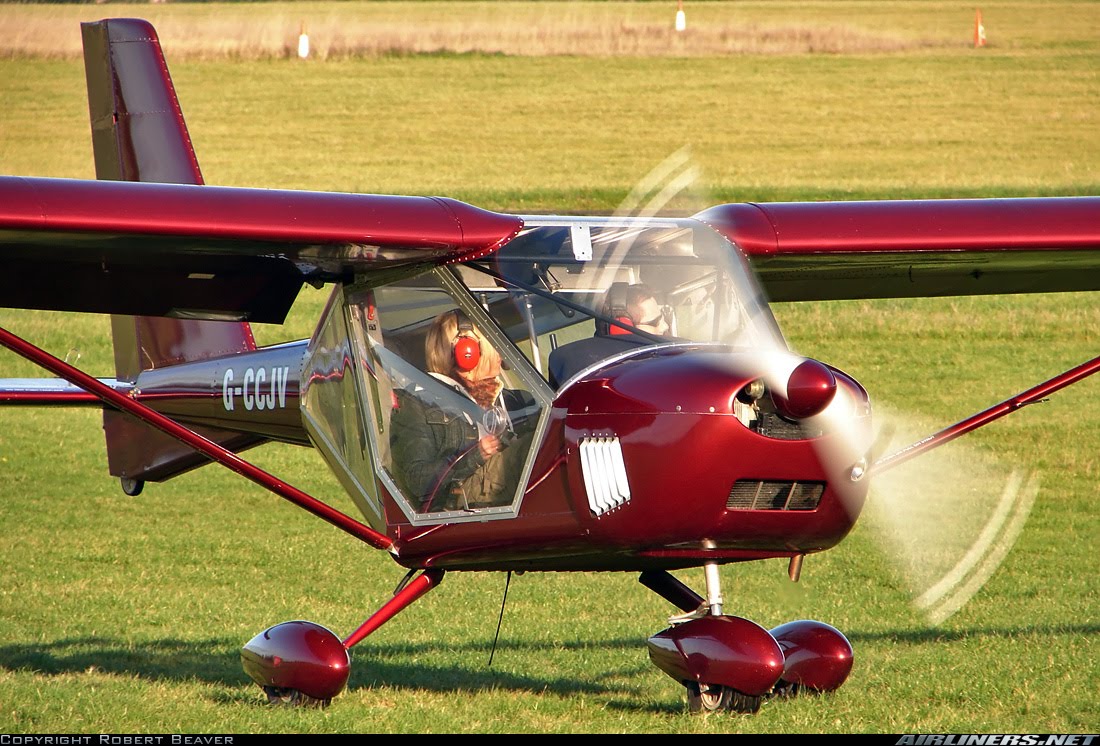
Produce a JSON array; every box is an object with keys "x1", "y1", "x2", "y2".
[{"x1": 298, "y1": 21, "x2": 310, "y2": 59}]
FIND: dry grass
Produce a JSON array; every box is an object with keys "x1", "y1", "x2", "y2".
[
  {"x1": 0, "y1": 2, "x2": 945, "y2": 60},
  {"x1": 306, "y1": 20, "x2": 928, "y2": 59}
]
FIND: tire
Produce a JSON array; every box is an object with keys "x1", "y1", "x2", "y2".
[
  {"x1": 262, "y1": 686, "x2": 331, "y2": 709},
  {"x1": 686, "y1": 682, "x2": 762, "y2": 714},
  {"x1": 120, "y1": 477, "x2": 144, "y2": 496}
]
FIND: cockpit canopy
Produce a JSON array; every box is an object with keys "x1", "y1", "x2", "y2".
[
  {"x1": 459, "y1": 216, "x2": 788, "y2": 385},
  {"x1": 302, "y1": 216, "x2": 787, "y2": 527}
]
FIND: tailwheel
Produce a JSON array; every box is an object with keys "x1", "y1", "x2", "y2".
[
  {"x1": 262, "y1": 686, "x2": 331, "y2": 709},
  {"x1": 120, "y1": 477, "x2": 144, "y2": 496},
  {"x1": 686, "y1": 682, "x2": 762, "y2": 714}
]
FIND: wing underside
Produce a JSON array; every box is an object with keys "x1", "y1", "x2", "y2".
[
  {"x1": 696, "y1": 199, "x2": 1100, "y2": 301},
  {"x1": 0, "y1": 176, "x2": 523, "y2": 323}
]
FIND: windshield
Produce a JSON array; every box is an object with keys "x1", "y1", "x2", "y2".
[
  {"x1": 338, "y1": 217, "x2": 786, "y2": 523},
  {"x1": 454, "y1": 217, "x2": 788, "y2": 386},
  {"x1": 353, "y1": 272, "x2": 549, "y2": 523}
]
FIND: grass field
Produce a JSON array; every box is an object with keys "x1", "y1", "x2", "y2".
[{"x1": 0, "y1": 1, "x2": 1097, "y2": 734}]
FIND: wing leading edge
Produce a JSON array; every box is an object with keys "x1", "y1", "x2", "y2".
[
  {"x1": 696, "y1": 198, "x2": 1100, "y2": 301},
  {"x1": 0, "y1": 176, "x2": 523, "y2": 323}
]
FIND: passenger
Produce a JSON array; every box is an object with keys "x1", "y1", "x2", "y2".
[
  {"x1": 604, "y1": 283, "x2": 670, "y2": 337},
  {"x1": 548, "y1": 283, "x2": 670, "y2": 387},
  {"x1": 389, "y1": 309, "x2": 535, "y2": 512}
]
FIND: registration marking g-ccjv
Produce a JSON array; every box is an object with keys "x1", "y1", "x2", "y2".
[{"x1": 222, "y1": 367, "x2": 290, "y2": 412}]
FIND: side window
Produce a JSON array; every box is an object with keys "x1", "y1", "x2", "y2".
[
  {"x1": 346, "y1": 273, "x2": 545, "y2": 522},
  {"x1": 299, "y1": 287, "x2": 384, "y2": 529}
]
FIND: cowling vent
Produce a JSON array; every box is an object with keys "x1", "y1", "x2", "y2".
[
  {"x1": 579, "y1": 436, "x2": 631, "y2": 517},
  {"x1": 727, "y1": 480, "x2": 825, "y2": 511}
]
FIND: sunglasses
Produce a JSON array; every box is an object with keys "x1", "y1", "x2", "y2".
[{"x1": 638, "y1": 311, "x2": 667, "y2": 329}]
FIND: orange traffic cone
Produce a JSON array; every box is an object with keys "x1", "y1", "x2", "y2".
[{"x1": 974, "y1": 9, "x2": 986, "y2": 48}]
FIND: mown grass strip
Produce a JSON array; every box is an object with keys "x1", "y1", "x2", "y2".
[{"x1": 0, "y1": 1, "x2": 1097, "y2": 734}]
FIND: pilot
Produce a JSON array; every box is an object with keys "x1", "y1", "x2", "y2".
[
  {"x1": 547, "y1": 282, "x2": 670, "y2": 387},
  {"x1": 389, "y1": 309, "x2": 535, "y2": 513},
  {"x1": 616, "y1": 283, "x2": 671, "y2": 337}
]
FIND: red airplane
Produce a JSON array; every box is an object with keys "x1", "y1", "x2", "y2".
[{"x1": 1, "y1": 19, "x2": 1097, "y2": 713}]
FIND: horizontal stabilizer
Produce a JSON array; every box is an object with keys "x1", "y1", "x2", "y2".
[{"x1": 0, "y1": 378, "x2": 118, "y2": 406}]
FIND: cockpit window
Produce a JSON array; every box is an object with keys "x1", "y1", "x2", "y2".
[
  {"x1": 348, "y1": 272, "x2": 548, "y2": 523},
  {"x1": 456, "y1": 217, "x2": 788, "y2": 387},
  {"x1": 315, "y1": 218, "x2": 784, "y2": 524}
]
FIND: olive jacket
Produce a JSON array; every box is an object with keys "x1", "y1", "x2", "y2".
[{"x1": 389, "y1": 374, "x2": 537, "y2": 512}]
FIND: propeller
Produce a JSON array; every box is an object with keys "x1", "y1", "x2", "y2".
[
  {"x1": 767, "y1": 353, "x2": 1039, "y2": 626},
  {"x1": 861, "y1": 409, "x2": 1040, "y2": 624},
  {"x1": 767, "y1": 350, "x2": 1038, "y2": 625},
  {"x1": 614, "y1": 150, "x2": 1038, "y2": 625}
]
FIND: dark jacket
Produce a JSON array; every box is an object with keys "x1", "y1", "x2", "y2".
[
  {"x1": 547, "y1": 334, "x2": 650, "y2": 388},
  {"x1": 389, "y1": 376, "x2": 537, "y2": 513}
]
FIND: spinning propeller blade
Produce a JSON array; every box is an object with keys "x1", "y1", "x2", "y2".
[{"x1": 619, "y1": 150, "x2": 1038, "y2": 625}]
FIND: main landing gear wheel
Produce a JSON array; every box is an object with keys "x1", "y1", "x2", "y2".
[
  {"x1": 686, "y1": 682, "x2": 762, "y2": 714},
  {"x1": 262, "y1": 686, "x2": 331, "y2": 709}
]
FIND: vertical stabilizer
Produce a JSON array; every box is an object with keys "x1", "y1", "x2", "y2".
[
  {"x1": 82, "y1": 18, "x2": 205, "y2": 186},
  {"x1": 82, "y1": 19, "x2": 264, "y2": 484}
]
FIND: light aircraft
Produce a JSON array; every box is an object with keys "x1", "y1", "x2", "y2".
[{"x1": 0, "y1": 19, "x2": 1097, "y2": 713}]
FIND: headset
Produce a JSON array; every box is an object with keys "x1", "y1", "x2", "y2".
[
  {"x1": 596, "y1": 282, "x2": 636, "y2": 336},
  {"x1": 451, "y1": 309, "x2": 482, "y2": 372}
]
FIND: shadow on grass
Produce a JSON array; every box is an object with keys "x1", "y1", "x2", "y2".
[
  {"x1": 847, "y1": 623, "x2": 1100, "y2": 645},
  {"x1": 3, "y1": 623, "x2": 1093, "y2": 711},
  {"x1": 0, "y1": 634, "x2": 650, "y2": 702},
  {"x1": 0, "y1": 636, "x2": 246, "y2": 686}
]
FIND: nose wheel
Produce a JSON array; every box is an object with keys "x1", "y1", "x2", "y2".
[
  {"x1": 262, "y1": 686, "x2": 331, "y2": 708},
  {"x1": 641, "y1": 565, "x2": 854, "y2": 714},
  {"x1": 686, "y1": 682, "x2": 762, "y2": 714}
]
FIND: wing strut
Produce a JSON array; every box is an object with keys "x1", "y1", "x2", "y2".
[
  {"x1": 872, "y1": 354, "x2": 1100, "y2": 474},
  {"x1": 0, "y1": 324, "x2": 393, "y2": 552}
]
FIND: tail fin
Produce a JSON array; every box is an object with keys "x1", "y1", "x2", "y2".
[
  {"x1": 82, "y1": 19, "x2": 264, "y2": 484},
  {"x1": 82, "y1": 18, "x2": 205, "y2": 186}
]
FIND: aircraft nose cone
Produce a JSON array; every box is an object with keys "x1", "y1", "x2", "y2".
[{"x1": 775, "y1": 359, "x2": 837, "y2": 419}]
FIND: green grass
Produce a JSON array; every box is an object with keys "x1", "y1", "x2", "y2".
[
  {"x1": 2, "y1": 8, "x2": 1098, "y2": 202},
  {"x1": 0, "y1": 1, "x2": 1098, "y2": 734}
]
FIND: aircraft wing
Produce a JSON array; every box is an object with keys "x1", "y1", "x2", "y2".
[
  {"x1": 0, "y1": 176, "x2": 522, "y2": 323},
  {"x1": 696, "y1": 199, "x2": 1100, "y2": 301}
]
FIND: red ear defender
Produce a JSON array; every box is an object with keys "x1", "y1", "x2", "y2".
[
  {"x1": 453, "y1": 336, "x2": 481, "y2": 372},
  {"x1": 599, "y1": 282, "x2": 635, "y2": 336},
  {"x1": 608, "y1": 316, "x2": 635, "y2": 336}
]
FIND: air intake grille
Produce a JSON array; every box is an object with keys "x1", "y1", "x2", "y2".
[
  {"x1": 756, "y1": 413, "x2": 820, "y2": 440},
  {"x1": 727, "y1": 480, "x2": 825, "y2": 511},
  {"x1": 579, "y1": 436, "x2": 631, "y2": 517}
]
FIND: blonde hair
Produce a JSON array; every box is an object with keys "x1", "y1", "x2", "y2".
[{"x1": 424, "y1": 309, "x2": 501, "y2": 381}]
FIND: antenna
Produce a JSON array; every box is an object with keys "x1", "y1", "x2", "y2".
[{"x1": 488, "y1": 571, "x2": 513, "y2": 667}]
